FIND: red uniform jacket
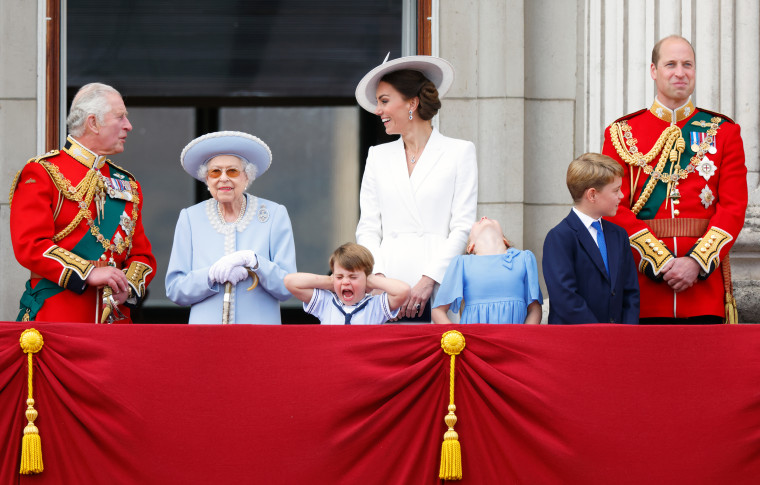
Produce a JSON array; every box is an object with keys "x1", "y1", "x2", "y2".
[
  {"x1": 10, "y1": 136, "x2": 156, "y2": 323},
  {"x1": 602, "y1": 99, "x2": 747, "y2": 320}
]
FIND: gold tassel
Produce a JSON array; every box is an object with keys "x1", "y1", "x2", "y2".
[
  {"x1": 439, "y1": 330, "x2": 465, "y2": 480},
  {"x1": 669, "y1": 149, "x2": 678, "y2": 162},
  {"x1": 725, "y1": 293, "x2": 738, "y2": 324},
  {"x1": 19, "y1": 328, "x2": 44, "y2": 474}
]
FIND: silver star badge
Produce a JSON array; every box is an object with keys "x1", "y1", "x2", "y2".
[
  {"x1": 120, "y1": 211, "x2": 134, "y2": 233},
  {"x1": 697, "y1": 156, "x2": 717, "y2": 181}
]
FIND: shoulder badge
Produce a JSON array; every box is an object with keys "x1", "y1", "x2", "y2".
[
  {"x1": 611, "y1": 108, "x2": 648, "y2": 125},
  {"x1": 696, "y1": 107, "x2": 734, "y2": 124},
  {"x1": 106, "y1": 160, "x2": 137, "y2": 181},
  {"x1": 9, "y1": 151, "x2": 60, "y2": 206}
]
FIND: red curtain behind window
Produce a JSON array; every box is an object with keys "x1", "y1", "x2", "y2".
[{"x1": 1, "y1": 322, "x2": 759, "y2": 484}]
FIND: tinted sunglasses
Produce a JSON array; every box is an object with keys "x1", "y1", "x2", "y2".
[{"x1": 208, "y1": 167, "x2": 242, "y2": 178}]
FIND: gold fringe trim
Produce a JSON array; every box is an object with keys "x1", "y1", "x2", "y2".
[
  {"x1": 439, "y1": 330, "x2": 465, "y2": 480},
  {"x1": 19, "y1": 328, "x2": 44, "y2": 474}
]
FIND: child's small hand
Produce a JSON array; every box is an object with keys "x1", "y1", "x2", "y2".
[{"x1": 367, "y1": 273, "x2": 385, "y2": 295}]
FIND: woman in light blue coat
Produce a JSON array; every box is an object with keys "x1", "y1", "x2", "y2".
[{"x1": 166, "y1": 131, "x2": 296, "y2": 324}]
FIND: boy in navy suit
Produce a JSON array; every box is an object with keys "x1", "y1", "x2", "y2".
[{"x1": 543, "y1": 153, "x2": 640, "y2": 324}]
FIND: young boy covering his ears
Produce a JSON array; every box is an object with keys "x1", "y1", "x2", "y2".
[{"x1": 285, "y1": 243, "x2": 410, "y2": 325}]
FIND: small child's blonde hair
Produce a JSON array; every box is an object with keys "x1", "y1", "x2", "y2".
[
  {"x1": 329, "y1": 243, "x2": 374, "y2": 276},
  {"x1": 566, "y1": 153, "x2": 624, "y2": 203}
]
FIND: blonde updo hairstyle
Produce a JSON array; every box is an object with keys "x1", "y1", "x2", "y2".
[{"x1": 380, "y1": 69, "x2": 442, "y2": 120}]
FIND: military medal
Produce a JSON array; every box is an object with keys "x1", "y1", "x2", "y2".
[
  {"x1": 104, "y1": 177, "x2": 133, "y2": 201},
  {"x1": 690, "y1": 131, "x2": 716, "y2": 154}
]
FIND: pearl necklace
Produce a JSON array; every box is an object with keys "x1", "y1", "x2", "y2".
[{"x1": 217, "y1": 196, "x2": 247, "y2": 225}]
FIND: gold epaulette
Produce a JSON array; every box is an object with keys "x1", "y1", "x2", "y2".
[
  {"x1": 689, "y1": 226, "x2": 733, "y2": 274},
  {"x1": 8, "y1": 151, "x2": 60, "y2": 206},
  {"x1": 630, "y1": 229, "x2": 674, "y2": 276}
]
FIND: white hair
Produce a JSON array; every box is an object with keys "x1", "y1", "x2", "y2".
[
  {"x1": 197, "y1": 155, "x2": 258, "y2": 189},
  {"x1": 66, "y1": 83, "x2": 121, "y2": 137}
]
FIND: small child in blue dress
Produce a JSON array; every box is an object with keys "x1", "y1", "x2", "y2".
[
  {"x1": 284, "y1": 243, "x2": 410, "y2": 325},
  {"x1": 432, "y1": 217, "x2": 543, "y2": 324}
]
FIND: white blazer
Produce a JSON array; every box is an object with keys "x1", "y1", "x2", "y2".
[{"x1": 356, "y1": 128, "x2": 478, "y2": 287}]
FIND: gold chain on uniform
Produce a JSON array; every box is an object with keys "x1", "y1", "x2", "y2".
[
  {"x1": 609, "y1": 117, "x2": 722, "y2": 215},
  {"x1": 39, "y1": 160, "x2": 140, "y2": 254}
]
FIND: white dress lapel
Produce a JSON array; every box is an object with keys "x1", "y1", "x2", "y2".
[
  {"x1": 387, "y1": 138, "x2": 423, "y2": 225},
  {"x1": 409, "y1": 128, "x2": 445, "y2": 194}
]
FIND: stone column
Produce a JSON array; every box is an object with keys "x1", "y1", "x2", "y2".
[
  {"x1": 438, "y1": 0, "x2": 527, "y2": 245},
  {"x1": 0, "y1": 0, "x2": 41, "y2": 320},
  {"x1": 524, "y1": 0, "x2": 580, "y2": 293}
]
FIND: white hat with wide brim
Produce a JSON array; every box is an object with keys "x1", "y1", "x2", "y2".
[
  {"x1": 180, "y1": 131, "x2": 272, "y2": 182},
  {"x1": 354, "y1": 55, "x2": 455, "y2": 113}
]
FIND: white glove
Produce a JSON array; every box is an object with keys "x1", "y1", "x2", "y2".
[
  {"x1": 226, "y1": 266, "x2": 250, "y2": 285},
  {"x1": 208, "y1": 250, "x2": 257, "y2": 284}
]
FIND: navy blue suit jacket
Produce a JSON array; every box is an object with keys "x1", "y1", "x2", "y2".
[{"x1": 543, "y1": 210, "x2": 640, "y2": 324}]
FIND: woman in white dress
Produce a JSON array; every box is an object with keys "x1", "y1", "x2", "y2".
[
  {"x1": 166, "y1": 131, "x2": 296, "y2": 324},
  {"x1": 355, "y1": 56, "x2": 478, "y2": 322}
]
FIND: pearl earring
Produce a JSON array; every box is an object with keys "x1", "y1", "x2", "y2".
[{"x1": 408, "y1": 110, "x2": 413, "y2": 121}]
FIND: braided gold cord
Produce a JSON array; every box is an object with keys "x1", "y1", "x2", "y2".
[
  {"x1": 26, "y1": 352, "x2": 34, "y2": 397},
  {"x1": 9, "y1": 168, "x2": 23, "y2": 207},
  {"x1": 448, "y1": 354, "x2": 456, "y2": 402},
  {"x1": 610, "y1": 118, "x2": 724, "y2": 215},
  {"x1": 39, "y1": 161, "x2": 140, "y2": 254},
  {"x1": 45, "y1": 166, "x2": 101, "y2": 242},
  {"x1": 630, "y1": 130, "x2": 682, "y2": 215},
  {"x1": 610, "y1": 122, "x2": 679, "y2": 167}
]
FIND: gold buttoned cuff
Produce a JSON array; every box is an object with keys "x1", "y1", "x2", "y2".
[
  {"x1": 630, "y1": 229, "x2": 674, "y2": 276},
  {"x1": 688, "y1": 227, "x2": 732, "y2": 273}
]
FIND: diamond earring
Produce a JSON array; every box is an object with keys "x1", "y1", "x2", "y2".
[{"x1": 408, "y1": 110, "x2": 413, "y2": 121}]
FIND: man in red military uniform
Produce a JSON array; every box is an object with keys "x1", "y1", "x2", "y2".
[
  {"x1": 603, "y1": 35, "x2": 747, "y2": 324},
  {"x1": 10, "y1": 83, "x2": 156, "y2": 323}
]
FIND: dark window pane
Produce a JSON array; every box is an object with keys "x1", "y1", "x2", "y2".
[{"x1": 67, "y1": 0, "x2": 403, "y2": 98}]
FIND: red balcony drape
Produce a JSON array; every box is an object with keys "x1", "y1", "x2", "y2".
[{"x1": 1, "y1": 322, "x2": 759, "y2": 484}]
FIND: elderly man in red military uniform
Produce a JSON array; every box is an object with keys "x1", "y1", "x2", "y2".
[
  {"x1": 603, "y1": 35, "x2": 747, "y2": 324},
  {"x1": 10, "y1": 83, "x2": 156, "y2": 323}
]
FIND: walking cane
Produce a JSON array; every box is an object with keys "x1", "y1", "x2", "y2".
[{"x1": 222, "y1": 269, "x2": 259, "y2": 324}]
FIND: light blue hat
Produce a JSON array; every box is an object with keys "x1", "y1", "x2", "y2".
[{"x1": 180, "y1": 131, "x2": 272, "y2": 182}]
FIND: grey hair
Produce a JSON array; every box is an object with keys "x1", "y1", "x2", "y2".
[
  {"x1": 197, "y1": 155, "x2": 258, "y2": 189},
  {"x1": 66, "y1": 83, "x2": 122, "y2": 137}
]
